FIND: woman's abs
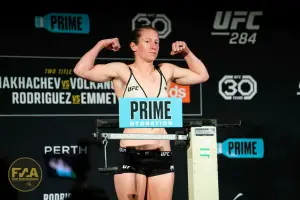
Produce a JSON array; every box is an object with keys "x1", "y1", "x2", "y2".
[{"x1": 120, "y1": 128, "x2": 171, "y2": 151}]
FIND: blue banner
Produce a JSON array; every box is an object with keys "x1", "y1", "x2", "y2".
[
  {"x1": 35, "y1": 13, "x2": 90, "y2": 34},
  {"x1": 218, "y1": 138, "x2": 264, "y2": 159},
  {"x1": 119, "y1": 98, "x2": 183, "y2": 128}
]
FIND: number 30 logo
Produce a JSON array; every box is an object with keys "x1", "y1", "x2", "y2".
[
  {"x1": 218, "y1": 75, "x2": 257, "y2": 100},
  {"x1": 132, "y1": 13, "x2": 172, "y2": 39}
]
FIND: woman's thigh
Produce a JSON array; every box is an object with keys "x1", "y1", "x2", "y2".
[
  {"x1": 147, "y1": 172, "x2": 175, "y2": 200},
  {"x1": 114, "y1": 173, "x2": 147, "y2": 200}
]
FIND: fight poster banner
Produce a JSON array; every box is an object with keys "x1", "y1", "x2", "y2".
[{"x1": 0, "y1": 56, "x2": 202, "y2": 117}]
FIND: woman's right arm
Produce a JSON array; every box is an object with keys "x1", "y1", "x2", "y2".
[{"x1": 73, "y1": 38, "x2": 123, "y2": 83}]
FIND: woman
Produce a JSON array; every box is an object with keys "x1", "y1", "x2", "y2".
[{"x1": 73, "y1": 25, "x2": 209, "y2": 200}]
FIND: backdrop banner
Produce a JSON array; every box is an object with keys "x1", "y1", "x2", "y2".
[{"x1": 0, "y1": 4, "x2": 299, "y2": 200}]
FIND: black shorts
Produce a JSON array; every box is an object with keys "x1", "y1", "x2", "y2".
[{"x1": 115, "y1": 147, "x2": 175, "y2": 177}]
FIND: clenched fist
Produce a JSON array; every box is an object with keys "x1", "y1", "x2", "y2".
[
  {"x1": 170, "y1": 41, "x2": 190, "y2": 56},
  {"x1": 100, "y1": 38, "x2": 121, "y2": 52}
]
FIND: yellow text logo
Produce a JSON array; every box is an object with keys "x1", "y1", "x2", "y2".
[{"x1": 8, "y1": 157, "x2": 42, "y2": 192}]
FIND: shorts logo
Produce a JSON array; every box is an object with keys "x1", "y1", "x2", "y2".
[
  {"x1": 170, "y1": 165, "x2": 175, "y2": 171},
  {"x1": 122, "y1": 165, "x2": 131, "y2": 169},
  {"x1": 161, "y1": 152, "x2": 170, "y2": 156}
]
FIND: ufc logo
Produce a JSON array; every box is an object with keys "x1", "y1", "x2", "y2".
[
  {"x1": 128, "y1": 86, "x2": 139, "y2": 92},
  {"x1": 161, "y1": 152, "x2": 170, "y2": 156},
  {"x1": 213, "y1": 11, "x2": 263, "y2": 30},
  {"x1": 122, "y1": 165, "x2": 131, "y2": 169}
]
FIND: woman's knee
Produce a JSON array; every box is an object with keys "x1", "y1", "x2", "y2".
[
  {"x1": 147, "y1": 172, "x2": 175, "y2": 200},
  {"x1": 114, "y1": 173, "x2": 147, "y2": 200}
]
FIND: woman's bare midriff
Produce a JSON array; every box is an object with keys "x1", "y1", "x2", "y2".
[{"x1": 120, "y1": 128, "x2": 171, "y2": 151}]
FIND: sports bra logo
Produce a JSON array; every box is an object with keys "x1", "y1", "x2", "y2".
[{"x1": 128, "y1": 86, "x2": 140, "y2": 92}]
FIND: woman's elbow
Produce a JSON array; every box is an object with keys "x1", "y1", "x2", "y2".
[
  {"x1": 199, "y1": 73, "x2": 209, "y2": 83},
  {"x1": 73, "y1": 67, "x2": 83, "y2": 77}
]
